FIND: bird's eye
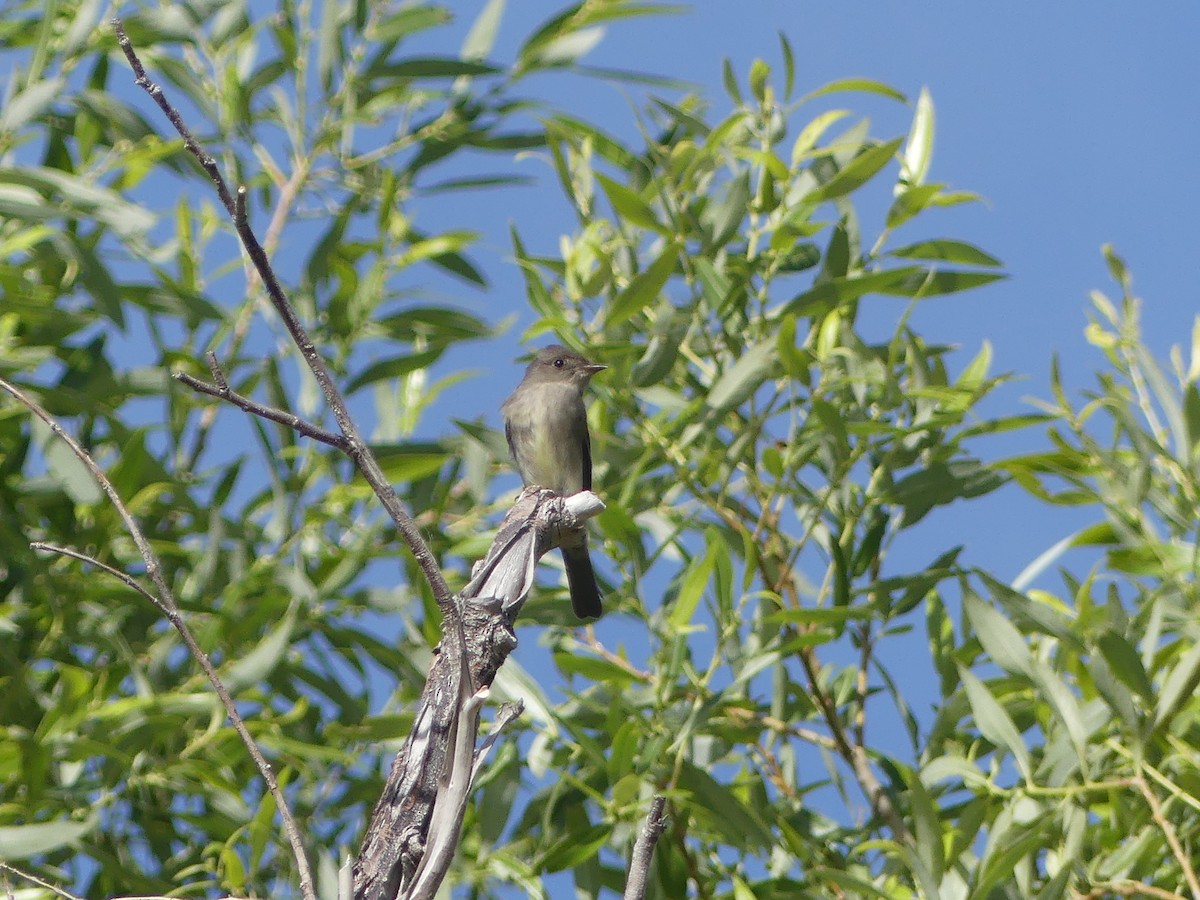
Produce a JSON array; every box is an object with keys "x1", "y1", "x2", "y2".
[{"x1": 553, "y1": 358, "x2": 565, "y2": 368}]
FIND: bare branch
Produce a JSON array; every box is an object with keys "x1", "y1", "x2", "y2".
[
  {"x1": 176, "y1": 354, "x2": 348, "y2": 450},
  {"x1": 1137, "y1": 770, "x2": 1200, "y2": 898},
  {"x1": 0, "y1": 377, "x2": 318, "y2": 900},
  {"x1": 353, "y1": 489, "x2": 603, "y2": 900},
  {"x1": 112, "y1": 17, "x2": 454, "y2": 616},
  {"x1": 0, "y1": 862, "x2": 83, "y2": 900},
  {"x1": 30, "y1": 542, "x2": 166, "y2": 612},
  {"x1": 624, "y1": 796, "x2": 668, "y2": 900}
]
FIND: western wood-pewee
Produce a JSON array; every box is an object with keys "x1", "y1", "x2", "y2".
[{"x1": 501, "y1": 345, "x2": 605, "y2": 619}]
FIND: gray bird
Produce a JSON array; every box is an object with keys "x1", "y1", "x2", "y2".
[{"x1": 501, "y1": 345, "x2": 605, "y2": 619}]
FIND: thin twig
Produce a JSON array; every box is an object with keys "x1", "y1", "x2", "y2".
[
  {"x1": 853, "y1": 619, "x2": 873, "y2": 749},
  {"x1": 176, "y1": 354, "x2": 348, "y2": 449},
  {"x1": 1136, "y1": 770, "x2": 1200, "y2": 897},
  {"x1": 0, "y1": 376, "x2": 317, "y2": 900},
  {"x1": 0, "y1": 863, "x2": 82, "y2": 900},
  {"x1": 30, "y1": 543, "x2": 166, "y2": 612},
  {"x1": 623, "y1": 796, "x2": 667, "y2": 900},
  {"x1": 113, "y1": 17, "x2": 455, "y2": 616}
]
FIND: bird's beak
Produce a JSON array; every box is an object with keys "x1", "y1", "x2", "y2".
[{"x1": 583, "y1": 364, "x2": 606, "y2": 375}]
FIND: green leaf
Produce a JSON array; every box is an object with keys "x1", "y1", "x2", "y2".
[
  {"x1": 887, "y1": 458, "x2": 1005, "y2": 526},
  {"x1": 900, "y1": 86, "x2": 935, "y2": 188},
  {"x1": 890, "y1": 239, "x2": 1002, "y2": 267},
  {"x1": 701, "y1": 171, "x2": 750, "y2": 249},
  {"x1": 346, "y1": 347, "x2": 442, "y2": 393},
  {"x1": 784, "y1": 266, "x2": 1004, "y2": 316},
  {"x1": 595, "y1": 172, "x2": 667, "y2": 233},
  {"x1": 886, "y1": 183, "x2": 944, "y2": 229},
  {"x1": 541, "y1": 824, "x2": 610, "y2": 872},
  {"x1": 1097, "y1": 631, "x2": 1153, "y2": 701},
  {"x1": 0, "y1": 816, "x2": 97, "y2": 860},
  {"x1": 223, "y1": 603, "x2": 299, "y2": 692},
  {"x1": 0, "y1": 76, "x2": 66, "y2": 134},
  {"x1": 461, "y1": 0, "x2": 504, "y2": 60},
  {"x1": 768, "y1": 606, "x2": 873, "y2": 626},
  {"x1": 897, "y1": 762, "x2": 944, "y2": 890},
  {"x1": 692, "y1": 257, "x2": 732, "y2": 309},
  {"x1": 1030, "y1": 659, "x2": 1091, "y2": 776},
  {"x1": 722, "y1": 58, "x2": 743, "y2": 105},
  {"x1": 806, "y1": 137, "x2": 904, "y2": 202},
  {"x1": 790, "y1": 109, "x2": 851, "y2": 166},
  {"x1": 370, "y1": 6, "x2": 452, "y2": 42},
  {"x1": 670, "y1": 532, "x2": 723, "y2": 627},
  {"x1": 677, "y1": 761, "x2": 774, "y2": 850},
  {"x1": 368, "y1": 57, "x2": 502, "y2": 79},
  {"x1": 959, "y1": 667, "x2": 1032, "y2": 782},
  {"x1": 962, "y1": 589, "x2": 1033, "y2": 678},
  {"x1": 705, "y1": 341, "x2": 777, "y2": 414},
  {"x1": 33, "y1": 417, "x2": 103, "y2": 505},
  {"x1": 608, "y1": 243, "x2": 677, "y2": 325},
  {"x1": 778, "y1": 32, "x2": 795, "y2": 100},
  {"x1": 554, "y1": 653, "x2": 644, "y2": 688},
  {"x1": 801, "y1": 78, "x2": 907, "y2": 103},
  {"x1": 748, "y1": 58, "x2": 769, "y2": 103},
  {"x1": 1154, "y1": 638, "x2": 1200, "y2": 732}
]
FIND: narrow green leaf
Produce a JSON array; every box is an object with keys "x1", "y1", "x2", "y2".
[
  {"x1": 722, "y1": 58, "x2": 743, "y2": 105},
  {"x1": 595, "y1": 172, "x2": 666, "y2": 233},
  {"x1": 897, "y1": 762, "x2": 944, "y2": 891},
  {"x1": 1097, "y1": 631, "x2": 1153, "y2": 701},
  {"x1": 1154, "y1": 639, "x2": 1200, "y2": 731},
  {"x1": 0, "y1": 816, "x2": 97, "y2": 860},
  {"x1": 778, "y1": 32, "x2": 795, "y2": 100},
  {"x1": 346, "y1": 347, "x2": 442, "y2": 393},
  {"x1": 677, "y1": 762, "x2": 773, "y2": 850},
  {"x1": 887, "y1": 458, "x2": 1005, "y2": 526},
  {"x1": 963, "y1": 589, "x2": 1033, "y2": 678},
  {"x1": 959, "y1": 667, "x2": 1032, "y2": 782},
  {"x1": 790, "y1": 109, "x2": 851, "y2": 167},
  {"x1": 34, "y1": 418, "x2": 103, "y2": 505},
  {"x1": 706, "y1": 341, "x2": 776, "y2": 414},
  {"x1": 701, "y1": 171, "x2": 750, "y2": 249},
  {"x1": 223, "y1": 604, "x2": 299, "y2": 692},
  {"x1": 900, "y1": 86, "x2": 935, "y2": 188},
  {"x1": 0, "y1": 77, "x2": 65, "y2": 133},
  {"x1": 542, "y1": 824, "x2": 610, "y2": 872},
  {"x1": 370, "y1": 58, "x2": 501, "y2": 79},
  {"x1": 748, "y1": 58, "x2": 769, "y2": 103},
  {"x1": 802, "y1": 78, "x2": 907, "y2": 103},
  {"x1": 461, "y1": 0, "x2": 504, "y2": 60},
  {"x1": 370, "y1": 6, "x2": 452, "y2": 42},
  {"x1": 768, "y1": 606, "x2": 872, "y2": 625},
  {"x1": 890, "y1": 239, "x2": 1002, "y2": 267},
  {"x1": 807, "y1": 137, "x2": 904, "y2": 202},
  {"x1": 608, "y1": 243, "x2": 677, "y2": 325},
  {"x1": 670, "y1": 536, "x2": 720, "y2": 627},
  {"x1": 692, "y1": 257, "x2": 731, "y2": 309},
  {"x1": 886, "y1": 183, "x2": 944, "y2": 229}
]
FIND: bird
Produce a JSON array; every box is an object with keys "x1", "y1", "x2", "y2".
[{"x1": 501, "y1": 345, "x2": 605, "y2": 619}]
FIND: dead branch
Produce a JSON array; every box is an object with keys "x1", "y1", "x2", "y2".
[
  {"x1": 353, "y1": 489, "x2": 602, "y2": 900},
  {"x1": 623, "y1": 796, "x2": 668, "y2": 900}
]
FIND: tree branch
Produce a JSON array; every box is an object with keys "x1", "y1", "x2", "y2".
[
  {"x1": 176, "y1": 352, "x2": 349, "y2": 450},
  {"x1": 0, "y1": 377, "x2": 317, "y2": 900},
  {"x1": 353, "y1": 489, "x2": 603, "y2": 900},
  {"x1": 113, "y1": 18, "x2": 454, "y2": 617},
  {"x1": 623, "y1": 796, "x2": 667, "y2": 900}
]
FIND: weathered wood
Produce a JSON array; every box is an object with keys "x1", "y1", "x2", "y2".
[{"x1": 353, "y1": 488, "x2": 603, "y2": 900}]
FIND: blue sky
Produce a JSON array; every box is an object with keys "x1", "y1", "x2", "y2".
[{"x1": 410, "y1": 3, "x2": 1199, "y2": 599}]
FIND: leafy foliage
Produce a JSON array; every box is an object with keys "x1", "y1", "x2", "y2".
[{"x1": 1, "y1": 1, "x2": 1198, "y2": 899}]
